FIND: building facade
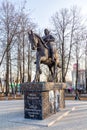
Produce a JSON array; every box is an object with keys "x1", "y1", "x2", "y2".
[{"x1": 72, "y1": 64, "x2": 86, "y2": 91}]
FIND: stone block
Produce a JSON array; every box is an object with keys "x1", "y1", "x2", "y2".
[{"x1": 20, "y1": 82, "x2": 66, "y2": 119}]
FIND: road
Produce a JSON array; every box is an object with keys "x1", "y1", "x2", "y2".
[{"x1": 0, "y1": 100, "x2": 87, "y2": 130}]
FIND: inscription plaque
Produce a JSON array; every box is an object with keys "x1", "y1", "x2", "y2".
[{"x1": 24, "y1": 91, "x2": 42, "y2": 119}]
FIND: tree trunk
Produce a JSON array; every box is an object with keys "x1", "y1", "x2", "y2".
[
  {"x1": 10, "y1": 53, "x2": 13, "y2": 94},
  {"x1": 20, "y1": 64, "x2": 22, "y2": 84},
  {"x1": 6, "y1": 45, "x2": 10, "y2": 96},
  {"x1": 76, "y1": 59, "x2": 78, "y2": 90},
  {"x1": 61, "y1": 40, "x2": 65, "y2": 108},
  {"x1": 16, "y1": 39, "x2": 20, "y2": 93},
  {"x1": 75, "y1": 59, "x2": 80, "y2": 100},
  {"x1": 27, "y1": 42, "x2": 31, "y2": 82},
  {"x1": 22, "y1": 33, "x2": 25, "y2": 83}
]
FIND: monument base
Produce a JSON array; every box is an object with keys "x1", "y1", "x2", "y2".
[{"x1": 21, "y1": 82, "x2": 66, "y2": 120}]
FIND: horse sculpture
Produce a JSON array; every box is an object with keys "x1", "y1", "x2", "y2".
[{"x1": 28, "y1": 30, "x2": 60, "y2": 82}]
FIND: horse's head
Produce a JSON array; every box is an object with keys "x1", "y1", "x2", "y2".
[{"x1": 28, "y1": 30, "x2": 38, "y2": 50}]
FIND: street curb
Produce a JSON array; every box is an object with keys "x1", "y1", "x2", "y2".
[{"x1": 47, "y1": 107, "x2": 76, "y2": 127}]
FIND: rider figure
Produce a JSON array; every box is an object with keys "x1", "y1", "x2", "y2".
[{"x1": 42, "y1": 28, "x2": 55, "y2": 62}]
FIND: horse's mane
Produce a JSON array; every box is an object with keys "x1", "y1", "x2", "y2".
[{"x1": 34, "y1": 33, "x2": 47, "y2": 48}]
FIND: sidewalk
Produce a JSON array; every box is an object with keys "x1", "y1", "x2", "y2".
[
  {"x1": 8, "y1": 103, "x2": 75, "y2": 127},
  {"x1": 0, "y1": 94, "x2": 75, "y2": 127},
  {"x1": 1, "y1": 100, "x2": 87, "y2": 130},
  {"x1": 0, "y1": 100, "x2": 80, "y2": 130}
]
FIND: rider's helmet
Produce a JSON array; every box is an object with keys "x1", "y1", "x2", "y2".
[{"x1": 44, "y1": 28, "x2": 50, "y2": 35}]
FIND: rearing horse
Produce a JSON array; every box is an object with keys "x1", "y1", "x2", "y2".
[{"x1": 28, "y1": 30, "x2": 60, "y2": 82}]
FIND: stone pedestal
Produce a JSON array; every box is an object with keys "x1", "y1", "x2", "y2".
[
  {"x1": 21, "y1": 82, "x2": 66, "y2": 120},
  {"x1": 60, "y1": 89, "x2": 65, "y2": 108}
]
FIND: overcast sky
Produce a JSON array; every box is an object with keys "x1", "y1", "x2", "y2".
[
  {"x1": 0, "y1": 0, "x2": 86, "y2": 79},
  {"x1": 0, "y1": 0, "x2": 87, "y2": 29},
  {"x1": 26, "y1": 0, "x2": 87, "y2": 29}
]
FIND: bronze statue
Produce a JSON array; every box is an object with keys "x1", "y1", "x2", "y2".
[
  {"x1": 42, "y1": 28, "x2": 55, "y2": 62},
  {"x1": 28, "y1": 30, "x2": 60, "y2": 82}
]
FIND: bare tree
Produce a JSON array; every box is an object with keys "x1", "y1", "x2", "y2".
[
  {"x1": 0, "y1": 1, "x2": 22, "y2": 96},
  {"x1": 72, "y1": 29, "x2": 86, "y2": 99},
  {"x1": 16, "y1": 10, "x2": 36, "y2": 83},
  {"x1": 0, "y1": 0, "x2": 37, "y2": 96},
  {"x1": 51, "y1": 6, "x2": 86, "y2": 82}
]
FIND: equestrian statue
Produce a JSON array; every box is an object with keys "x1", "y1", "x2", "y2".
[{"x1": 28, "y1": 29, "x2": 61, "y2": 82}]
